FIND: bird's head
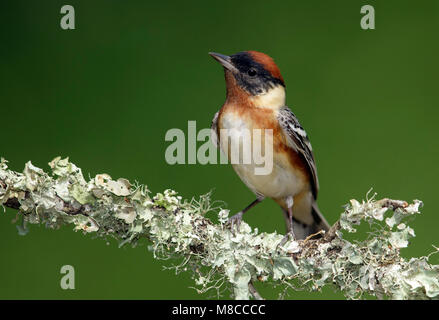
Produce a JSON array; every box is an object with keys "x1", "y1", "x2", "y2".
[{"x1": 209, "y1": 51, "x2": 286, "y2": 108}]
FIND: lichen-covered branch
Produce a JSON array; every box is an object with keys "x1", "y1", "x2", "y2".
[{"x1": 1, "y1": 157, "x2": 438, "y2": 300}]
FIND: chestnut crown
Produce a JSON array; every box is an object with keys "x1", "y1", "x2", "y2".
[{"x1": 209, "y1": 51, "x2": 285, "y2": 96}]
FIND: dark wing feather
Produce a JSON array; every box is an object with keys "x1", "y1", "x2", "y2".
[{"x1": 277, "y1": 106, "x2": 319, "y2": 199}]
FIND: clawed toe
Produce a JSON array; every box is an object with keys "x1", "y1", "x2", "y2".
[
  {"x1": 277, "y1": 230, "x2": 296, "y2": 249},
  {"x1": 226, "y1": 212, "x2": 244, "y2": 234}
]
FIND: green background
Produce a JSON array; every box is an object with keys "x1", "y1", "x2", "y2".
[{"x1": 0, "y1": 0, "x2": 438, "y2": 299}]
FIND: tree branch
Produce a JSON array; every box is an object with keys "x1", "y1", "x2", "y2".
[{"x1": 1, "y1": 157, "x2": 438, "y2": 299}]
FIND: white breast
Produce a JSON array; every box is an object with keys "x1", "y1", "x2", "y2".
[{"x1": 219, "y1": 112, "x2": 306, "y2": 199}]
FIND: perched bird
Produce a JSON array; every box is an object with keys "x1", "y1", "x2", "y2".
[{"x1": 209, "y1": 51, "x2": 330, "y2": 241}]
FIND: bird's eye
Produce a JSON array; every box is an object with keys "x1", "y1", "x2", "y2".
[{"x1": 247, "y1": 68, "x2": 257, "y2": 77}]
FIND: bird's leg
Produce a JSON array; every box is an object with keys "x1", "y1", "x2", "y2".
[
  {"x1": 227, "y1": 198, "x2": 263, "y2": 233},
  {"x1": 278, "y1": 196, "x2": 296, "y2": 248}
]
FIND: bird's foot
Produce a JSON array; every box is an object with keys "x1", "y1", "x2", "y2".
[
  {"x1": 226, "y1": 211, "x2": 244, "y2": 235},
  {"x1": 277, "y1": 230, "x2": 296, "y2": 250}
]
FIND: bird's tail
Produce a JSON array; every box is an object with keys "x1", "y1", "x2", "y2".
[
  {"x1": 309, "y1": 201, "x2": 330, "y2": 234},
  {"x1": 282, "y1": 201, "x2": 330, "y2": 239}
]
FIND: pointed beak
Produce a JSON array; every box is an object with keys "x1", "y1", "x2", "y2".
[{"x1": 209, "y1": 52, "x2": 238, "y2": 73}]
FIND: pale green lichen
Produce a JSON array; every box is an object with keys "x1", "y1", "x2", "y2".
[{"x1": 0, "y1": 157, "x2": 438, "y2": 300}]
